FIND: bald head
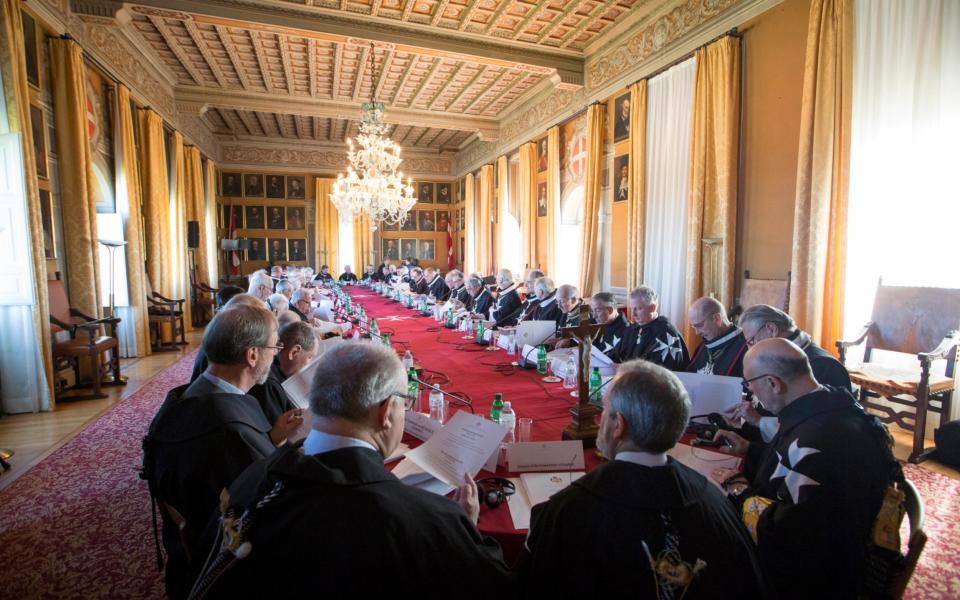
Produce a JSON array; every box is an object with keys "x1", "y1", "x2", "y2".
[
  {"x1": 743, "y1": 338, "x2": 818, "y2": 414},
  {"x1": 688, "y1": 296, "x2": 731, "y2": 340}
]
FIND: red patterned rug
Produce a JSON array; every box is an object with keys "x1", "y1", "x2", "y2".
[{"x1": 0, "y1": 350, "x2": 957, "y2": 598}]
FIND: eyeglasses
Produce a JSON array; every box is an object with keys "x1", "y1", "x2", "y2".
[
  {"x1": 744, "y1": 322, "x2": 770, "y2": 347},
  {"x1": 741, "y1": 373, "x2": 775, "y2": 391},
  {"x1": 387, "y1": 392, "x2": 419, "y2": 410},
  {"x1": 260, "y1": 343, "x2": 285, "y2": 353}
]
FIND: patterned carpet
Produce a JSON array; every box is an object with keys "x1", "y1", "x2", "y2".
[{"x1": 0, "y1": 351, "x2": 957, "y2": 598}]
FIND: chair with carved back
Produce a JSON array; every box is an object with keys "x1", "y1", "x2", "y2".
[
  {"x1": 48, "y1": 278, "x2": 125, "y2": 399},
  {"x1": 837, "y1": 281, "x2": 960, "y2": 463},
  {"x1": 146, "y1": 277, "x2": 187, "y2": 351},
  {"x1": 728, "y1": 270, "x2": 791, "y2": 323},
  {"x1": 891, "y1": 479, "x2": 927, "y2": 598},
  {"x1": 190, "y1": 271, "x2": 219, "y2": 327}
]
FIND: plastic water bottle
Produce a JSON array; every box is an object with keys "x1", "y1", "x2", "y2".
[
  {"x1": 407, "y1": 367, "x2": 419, "y2": 412},
  {"x1": 476, "y1": 320, "x2": 485, "y2": 342},
  {"x1": 352, "y1": 327, "x2": 362, "y2": 342},
  {"x1": 446, "y1": 306, "x2": 454, "y2": 327},
  {"x1": 402, "y1": 350, "x2": 414, "y2": 370},
  {"x1": 589, "y1": 367, "x2": 603, "y2": 404},
  {"x1": 382, "y1": 333, "x2": 392, "y2": 348},
  {"x1": 429, "y1": 385, "x2": 445, "y2": 423},
  {"x1": 537, "y1": 345, "x2": 548, "y2": 374},
  {"x1": 490, "y1": 393, "x2": 504, "y2": 424},
  {"x1": 506, "y1": 332, "x2": 517, "y2": 356},
  {"x1": 370, "y1": 317, "x2": 379, "y2": 337},
  {"x1": 500, "y1": 401, "x2": 516, "y2": 444}
]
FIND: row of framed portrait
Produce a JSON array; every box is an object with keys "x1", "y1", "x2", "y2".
[
  {"x1": 413, "y1": 181, "x2": 455, "y2": 204},
  {"x1": 222, "y1": 205, "x2": 305, "y2": 230},
  {"x1": 245, "y1": 238, "x2": 307, "y2": 262},
  {"x1": 381, "y1": 238, "x2": 437, "y2": 262},
  {"x1": 383, "y1": 209, "x2": 456, "y2": 232},
  {"x1": 221, "y1": 172, "x2": 307, "y2": 199}
]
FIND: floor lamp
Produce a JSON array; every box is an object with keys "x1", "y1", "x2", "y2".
[{"x1": 98, "y1": 239, "x2": 127, "y2": 385}]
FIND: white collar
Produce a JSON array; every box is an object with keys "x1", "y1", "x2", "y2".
[
  {"x1": 538, "y1": 294, "x2": 556, "y2": 308},
  {"x1": 705, "y1": 326, "x2": 742, "y2": 349},
  {"x1": 202, "y1": 372, "x2": 247, "y2": 396},
  {"x1": 615, "y1": 451, "x2": 668, "y2": 467},
  {"x1": 498, "y1": 283, "x2": 519, "y2": 295},
  {"x1": 302, "y1": 430, "x2": 378, "y2": 456}
]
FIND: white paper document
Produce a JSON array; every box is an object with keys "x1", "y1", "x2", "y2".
[
  {"x1": 403, "y1": 410, "x2": 443, "y2": 442},
  {"x1": 507, "y1": 441, "x2": 585, "y2": 472},
  {"x1": 281, "y1": 357, "x2": 321, "y2": 409},
  {"x1": 404, "y1": 411, "x2": 507, "y2": 488},
  {"x1": 673, "y1": 371, "x2": 743, "y2": 417},
  {"x1": 520, "y1": 471, "x2": 585, "y2": 507},
  {"x1": 392, "y1": 458, "x2": 455, "y2": 496},
  {"x1": 667, "y1": 444, "x2": 741, "y2": 489}
]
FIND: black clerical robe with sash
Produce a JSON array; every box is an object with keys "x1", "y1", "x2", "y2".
[
  {"x1": 426, "y1": 275, "x2": 451, "y2": 300},
  {"x1": 592, "y1": 313, "x2": 630, "y2": 357},
  {"x1": 411, "y1": 277, "x2": 428, "y2": 295},
  {"x1": 687, "y1": 326, "x2": 747, "y2": 377},
  {"x1": 471, "y1": 288, "x2": 494, "y2": 317},
  {"x1": 736, "y1": 386, "x2": 896, "y2": 598},
  {"x1": 449, "y1": 284, "x2": 470, "y2": 306},
  {"x1": 533, "y1": 292, "x2": 562, "y2": 323},
  {"x1": 489, "y1": 284, "x2": 522, "y2": 325},
  {"x1": 788, "y1": 329, "x2": 851, "y2": 390},
  {"x1": 497, "y1": 296, "x2": 538, "y2": 328},
  {"x1": 143, "y1": 376, "x2": 276, "y2": 599},
  {"x1": 611, "y1": 315, "x2": 689, "y2": 370},
  {"x1": 313, "y1": 272, "x2": 334, "y2": 285},
  {"x1": 555, "y1": 301, "x2": 583, "y2": 335},
  {"x1": 520, "y1": 458, "x2": 765, "y2": 598},
  {"x1": 290, "y1": 305, "x2": 309, "y2": 323},
  {"x1": 248, "y1": 361, "x2": 297, "y2": 425},
  {"x1": 198, "y1": 445, "x2": 511, "y2": 597},
  {"x1": 338, "y1": 272, "x2": 358, "y2": 283}
]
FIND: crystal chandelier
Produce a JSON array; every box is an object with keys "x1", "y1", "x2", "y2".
[{"x1": 330, "y1": 45, "x2": 416, "y2": 230}]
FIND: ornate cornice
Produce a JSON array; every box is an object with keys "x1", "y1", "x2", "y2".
[
  {"x1": 454, "y1": 138, "x2": 497, "y2": 176},
  {"x1": 221, "y1": 143, "x2": 453, "y2": 177}
]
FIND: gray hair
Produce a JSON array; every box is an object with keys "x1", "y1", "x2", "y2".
[
  {"x1": 497, "y1": 269, "x2": 513, "y2": 285},
  {"x1": 591, "y1": 292, "x2": 617, "y2": 307},
  {"x1": 279, "y1": 321, "x2": 317, "y2": 353},
  {"x1": 248, "y1": 270, "x2": 274, "y2": 298},
  {"x1": 534, "y1": 276, "x2": 555, "y2": 295},
  {"x1": 629, "y1": 286, "x2": 659, "y2": 306},
  {"x1": 740, "y1": 304, "x2": 796, "y2": 333},
  {"x1": 224, "y1": 293, "x2": 263, "y2": 309},
  {"x1": 309, "y1": 343, "x2": 405, "y2": 422},
  {"x1": 557, "y1": 284, "x2": 579, "y2": 299},
  {"x1": 607, "y1": 360, "x2": 690, "y2": 453},
  {"x1": 446, "y1": 269, "x2": 464, "y2": 284},
  {"x1": 276, "y1": 279, "x2": 294, "y2": 297},
  {"x1": 411, "y1": 267, "x2": 423, "y2": 278},
  {"x1": 466, "y1": 276, "x2": 483, "y2": 290},
  {"x1": 204, "y1": 305, "x2": 276, "y2": 365},
  {"x1": 267, "y1": 293, "x2": 289, "y2": 313},
  {"x1": 276, "y1": 309, "x2": 300, "y2": 328},
  {"x1": 291, "y1": 288, "x2": 312, "y2": 305}
]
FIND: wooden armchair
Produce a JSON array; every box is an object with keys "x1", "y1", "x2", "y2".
[
  {"x1": 837, "y1": 282, "x2": 959, "y2": 463},
  {"x1": 48, "y1": 279, "x2": 125, "y2": 399},
  {"x1": 729, "y1": 270, "x2": 791, "y2": 323},
  {"x1": 190, "y1": 273, "x2": 219, "y2": 327},
  {"x1": 891, "y1": 479, "x2": 927, "y2": 598},
  {"x1": 146, "y1": 279, "x2": 187, "y2": 351}
]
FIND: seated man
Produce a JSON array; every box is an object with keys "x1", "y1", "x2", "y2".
[
  {"x1": 445, "y1": 269, "x2": 471, "y2": 305},
  {"x1": 338, "y1": 265, "x2": 358, "y2": 284},
  {"x1": 715, "y1": 339, "x2": 898, "y2": 599},
  {"x1": 266, "y1": 293, "x2": 289, "y2": 314},
  {"x1": 519, "y1": 360, "x2": 764, "y2": 597},
  {"x1": 215, "y1": 285, "x2": 245, "y2": 310},
  {"x1": 466, "y1": 275, "x2": 493, "y2": 317},
  {"x1": 274, "y1": 279, "x2": 294, "y2": 300},
  {"x1": 531, "y1": 276, "x2": 562, "y2": 323},
  {"x1": 409, "y1": 267, "x2": 428, "y2": 294},
  {"x1": 247, "y1": 269, "x2": 274, "y2": 302},
  {"x1": 424, "y1": 267, "x2": 450, "y2": 300},
  {"x1": 313, "y1": 265, "x2": 335, "y2": 285},
  {"x1": 687, "y1": 297, "x2": 747, "y2": 377},
  {"x1": 289, "y1": 288, "x2": 312, "y2": 322},
  {"x1": 588, "y1": 292, "x2": 630, "y2": 356},
  {"x1": 362, "y1": 264, "x2": 377, "y2": 281},
  {"x1": 192, "y1": 343, "x2": 511, "y2": 596},
  {"x1": 555, "y1": 284, "x2": 583, "y2": 331},
  {"x1": 489, "y1": 269, "x2": 522, "y2": 325},
  {"x1": 190, "y1": 293, "x2": 263, "y2": 382},
  {"x1": 249, "y1": 321, "x2": 317, "y2": 427},
  {"x1": 611, "y1": 286, "x2": 689, "y2": 370},
  {"x1": 143, "y1": 305, "x2": 303, "y2": 599},
  {"x1": 269, "y1": 266, "x2": 284, "y2": 280},
  {"x1": 497, "y1": 269, "x2": 544, "y2": 327}
]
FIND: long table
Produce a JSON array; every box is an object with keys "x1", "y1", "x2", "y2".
[{"x1": 347, "y1": 287, "x2": 601, "y2": 564}]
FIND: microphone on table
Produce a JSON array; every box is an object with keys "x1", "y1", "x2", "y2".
[{"x1": 411, "y1": 376, "x2": 474, "y2": 413}]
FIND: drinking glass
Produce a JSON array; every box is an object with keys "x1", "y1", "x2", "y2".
[{"x1": 518, "y1": 418, "x2": 534, "y2": 443}]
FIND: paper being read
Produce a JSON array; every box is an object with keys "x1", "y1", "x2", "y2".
[
  {"x1": 405, "y1": 411, "x2": 507, "y2": 488},
  {"x1": 280, "y1": 357, "x2": 321, "y2": 409}
]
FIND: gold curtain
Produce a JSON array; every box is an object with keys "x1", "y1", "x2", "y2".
[
  {"x1": 477, "y1": 164, "x2": 494, "y2": 276},
  {"x1": 0, "y1": 0, "x2": 54, "y2": 402},
  {"x1": 578, "y1": 103, "x2": 605, "y2": 296},
  {"x1": 137, "y1": 108, "x2": 172, "y2": 295},
  {"x1": 790, "y1": 0, "x2": 852, "y2": 351},
  {"x1": 626, "y1": 80, "x2": 648, "y2": 291},
  {"x1": 169, "y1": 132, "x2": 192, "y2": 332},
  {"x1": 684, "y1": 36, "x2": 741, "y2": 342},
  {"x1": 116, "y1": 85, "x2": 150, "y2": 357},
  {"x1": 518, "y1": 143, "x2": 537, "y2": 271},
  {"x1": 184, "y1": 146, "x2": 209, "y2": 286},
  {"x1": 315, "y1": 178, "x2": 339, "y2": 272},
  {"x1": 353, "y1": 212, "x2": 373, "y2": 273},
  {"x1": 204, "y1": 159, "x2": 219, "y2": 283},
  {"x1": 463, "y1": 172, "x2": 476, "y2": 274},
  {"x1": 50, "y1": 37, "x2": 101, "y2": 317},
  {"x1": 546, "y1": 126, "x2": 559, "y2": 278},
  {"x1": 495, "y1": 155, "x2": 508, "y2": 270}
]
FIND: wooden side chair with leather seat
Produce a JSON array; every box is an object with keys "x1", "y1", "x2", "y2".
[
  {"x1": 48, "y1": 278, "x2": 126, "y2": 399},
  {"x1": 891, "y1": 479, "x2": 927, "y2": 598},
  {"x1": 146, "y1": 278, "x2": 187, "y2": 351},
  {"x1": 190, "y1": 272, "x2": 218, "y2": 327},
  {"x1": 837, "y1": 281, "x2": 960, "y2": 463},
  {"x1": 728, "y1": 270, "x2": 791, "y2": 323}
]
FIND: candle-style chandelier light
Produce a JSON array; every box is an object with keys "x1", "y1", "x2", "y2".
[{"x1": 329, "y1": 43, "x2": 416, "y2": 230}]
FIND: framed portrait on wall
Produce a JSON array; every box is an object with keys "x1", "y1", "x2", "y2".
[
  {"x1": 382, "y1": 237, "x2": 400, "y2": 260},
  {"x1": 288, "y1": 238, "x2": 306, "y2": 261},
  {"x1": 22, "y1": 11, "x2": 39, "y2": 88},
  {"x1": 245, "y1": 206, "x2": 265, "y2": 229},
  {"x1": 221, "y1": 172, "x2": 242, "y2": 196},
  {"x1": 418, "y1": 182, "x2": 434, "y2": 204},
  {"x1": 266, "y1": 175, "x2": 285, "y2": 199},
  {"x1": 30, "y1": 104, "x2": 47, "y2": 179},
  {"x1": 247, "y1": 238, "x2": 266, "y2": 261},
  {"x1": 537, "y1": 138, "x2": 548, "y2": 173},
  {"x1": 267, "y1": 206, "x2": 286, "y2": 230},
  {"x1": 418, "y1": 239, "x2": 435, "y2": 261},
  {"x1": 244, "y1": 173, "x2": 264, "y2": 198},
  {"x1": 418, "y1": 210, "x2": 435, "y2": 231},
  {"x1": 536, "y1": 182, "x2": 547, "y2": 217},
  {"x1": 613, "y1": 92, "x2": 631, "y2": 143},
  {"x1": 401, "y1": 210, "x2": 418, "y2": 231},
  {"x1": 613, "y1": 154, "x2": 629, "y2": 202},
  {"x1": 436, "y1": 210, "x2": 450, "y2": 232},
  {"x1": 287, "y1": 176, "x2": 306, "y2": 199},
  {"x1": 268, "y1": 238, "x2": 287, "y2": 261},
  {"x1": 400, "y1": 238, "x2": 417, "y2": 260},
  {"x1": 286, "y1": 206, "x2": 305, "y2": 230},
  {"x1": 436, "y1": 182, "x2": 451, "y2": 204}
]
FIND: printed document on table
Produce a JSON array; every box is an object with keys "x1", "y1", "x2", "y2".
[
  {"x1": 405, "y1": 411, "x2": 507, "y2": 488},
  {"x1": 667, "y1": 444, "x2": 741, "y2": 489}
]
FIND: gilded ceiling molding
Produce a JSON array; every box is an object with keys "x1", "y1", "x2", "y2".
[
  {"x1": 221, "y1": 144, "x2": 453, "y2": 177},
  {"x1": 454, "y1": 138, "x2": 497, "y2": 176}
]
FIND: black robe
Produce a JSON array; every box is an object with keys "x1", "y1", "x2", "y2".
[
  {"x1": 532, "y1": 293, "x2": 562, "y2": 323},
  {"x1": 410, "y1": 277, "x2": 428, "y2": 295},
  {"x1": 449, "y1": 284, "x2": 470, "y2": 305},
  {"x1": 592, "y1": 313, "x2": 630, "y2": 357},
  {"x1": 788, "y1": 329, "x2": 852, "y2": 390},
  {"x1": 338, "y1": 272, "x2": 358, "y2": 283},
  {"x1": 555, "y1": 301, "x2": 583, "y2": 334},
  {"x1": 189, "y1": 347, "x2": 208, "y2": 382},
  {"x1": 490, "y1": 286, "x2": 522, "y2": 325},
  {"x1": 687, "y1": 326, "x2": 747, "y2": 377},
  {"x1": 248, "y1": 361, "x2": 297, "y2": 425},
  {"x1": 426, "y1": 275, "x2": 451, "y2": 300},
  {"x1": 470, "y1": 288, "x2": 494, "y2": 317},
  {"x1": 497, "y1": 296, "x2": 538, "y2": 327},
  {"x1": 520, "y1": 458, "x2": 765, "y2": 598},
  {"x1": 738, "y1": 386, "x2": 897, "y2": 598},
  {"x1": 611, "y1": 315, "x2": 690, "y2": 371},
  {"x1": 290, "y1": 305, "x2": 309, "y2": 323},
  {"x1": 313, "y1": 272, "x2": 334, "y2": 285},
  {"x1": 143, "y1": 376, "x2": 275, "y2": 599},
  {"x1": 197, "y1": 445, "x2": 511, "y2": 597}
]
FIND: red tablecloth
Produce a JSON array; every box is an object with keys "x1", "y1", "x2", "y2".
[{"x1": 347, "y1": 288, "x2": 601, "y2": 564}]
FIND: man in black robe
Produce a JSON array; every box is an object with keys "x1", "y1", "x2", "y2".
[
  {"x1": 191, "y1": 343, "x2": 511, "y2": 597},
  {"x1": 338, "y1": 265, "x2": 358, "y2": 283},
  {"x1": 586, "y1": 292, "x2": 630, "y2": 356},
  {"x1": 489, "y1": 269, "x2": 522, "y2": 324},
  {"x1": 496, "y1": 269, "x2": 542, "y2": 327},
  {"x1": 143, "y1": 305, "x2": 304, "y2": 599},
  {"x1": 248, "y1": 321, "x2": 317, "y2": 425},
  {"x1": 289, "y1": 288, "x2": 312, "y2": 323},
  {"x1": 611, "y1": 286, "x2": 689, "y2": 370},
  {"x1": 424, "y1": 267, "x2": 450, "y2": 300},
  {"x1": 531, "y1": 276, "x2": 562, "y2": 323},
  {"x1": 519, "y1": 360, "x2": 765, "y2": 597},
  {"x1": 554, "y1": 284, "x2": 583, "y2": 332},
  {"x1": 191, "y1": 293, "x2": 264, "y2": 382},
  {"x1": 686, "y1": 296, "x2": 747, "y2": 377},
  {"x1": 312, "y1": 265, "x2": 334, "y2": 285},
  {"x1": 466, "y1": 275, "x2": 493, "y2": 316},
  {"x1": 445, "y1": 269, "x2": 471, "y2": 306},
  {"x1": 715, "y1": 339, "x2": 898, "y2": 599},
  {"x1": 409, "y1": 267, "x2": 428, "y2": 295}
]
